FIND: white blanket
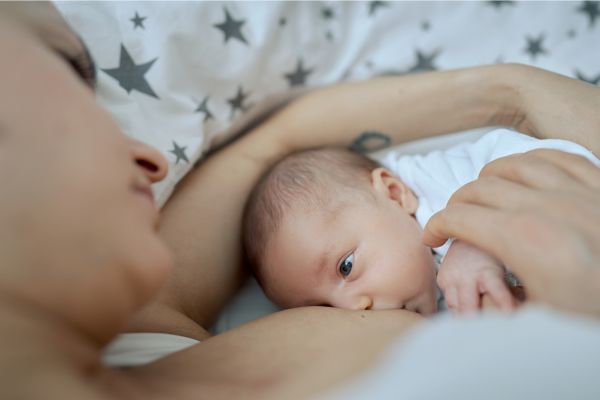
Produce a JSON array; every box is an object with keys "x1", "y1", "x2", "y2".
[{"x1": 323, "y1": 306, "x2": 600, "y2": 400}]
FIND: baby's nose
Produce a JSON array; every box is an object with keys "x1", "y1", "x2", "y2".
[
  {"x1": 353, "y1": 296, "x2": 373, "y2": 311},
  {"x1": 330, "y1": 294, "x2": 373, "y2": 311}
]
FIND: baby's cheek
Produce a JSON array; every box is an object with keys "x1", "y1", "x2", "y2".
[{"x1": 260, "y1": 272, "x2": 305, "y2": 309}]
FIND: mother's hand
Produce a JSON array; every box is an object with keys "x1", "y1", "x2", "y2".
[
  {"x1": 507, "y1": 64, "x2": 600, "y2": 156},
  {"x1": 423, "y1": 150, "x2": 600, "y2": 317}
]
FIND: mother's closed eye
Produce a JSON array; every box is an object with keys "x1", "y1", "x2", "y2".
[{"x1": 0, "y1": 2, "x2": 97, "y2": 88}]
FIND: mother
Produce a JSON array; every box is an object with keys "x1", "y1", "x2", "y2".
[{"x1": 2, "y1": 4, "x2": 600, "y2": 399}]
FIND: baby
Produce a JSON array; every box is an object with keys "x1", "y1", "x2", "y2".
[{"x1": 242, "y1": 129, "x2": 600, "y2": 315}]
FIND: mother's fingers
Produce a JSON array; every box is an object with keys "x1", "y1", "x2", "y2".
[
  {"x1": 422, "y1": 203, "x2": 510, "y2": 251},
  {"x1": 480, "y1": 149, "x2": 600, "y2": 190},
  {"x1": 448, "y1": 175, "x2": 539, "y2": 210},
  {"x1": 525, "y1": 149, "x2": 600, "y2": 188}
]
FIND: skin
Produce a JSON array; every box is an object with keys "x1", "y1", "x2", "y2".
[
  {"x1": 3, "y1": 4, "x2": 600, "y2": 398},
  {"x1": 262, "y1": 168, "x2": 438, "y2": 315},
  {"x1": 424, "y1": 149, "x2": 600, "y2": 318},
  {"x1": 259, "y1": 160, "x2": 516, "y2": 316},
  {"x1": 0, "y1": 17, "x2": 171, "y2": 346},
  {"x1": 0, "y1": 2, "x2": 96, "y2": 86},
  {"x1": 438, "y1": 240, "x2": 515, "y2": 313}
]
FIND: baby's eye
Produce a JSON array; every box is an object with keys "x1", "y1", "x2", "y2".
[{"x1": 339, "y1": 253, "x2": 354, "y2": 278}]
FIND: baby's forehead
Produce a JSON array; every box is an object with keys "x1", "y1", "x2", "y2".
[
  {"x1": 262, "y1": 195, "x2": 381, "y2": 306},
  {"x1": 286, "y1": 195, "x2": 356, "y2": 228}
]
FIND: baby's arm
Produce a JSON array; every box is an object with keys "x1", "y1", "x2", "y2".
[{"x1": 437, "y1": 240, "x2": 516, "y2": 314}]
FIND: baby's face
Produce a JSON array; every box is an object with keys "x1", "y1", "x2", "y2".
[{"x1": 262, "y1": 192, "x2": 438, "y2": 315}]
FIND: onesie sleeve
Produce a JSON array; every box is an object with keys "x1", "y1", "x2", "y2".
[
  {"x1": 379, "y1": 128, "x2": 600, "y2": 256},
  {"x1": 463, "y1": 129, "x2": 600, "y2": 170}
]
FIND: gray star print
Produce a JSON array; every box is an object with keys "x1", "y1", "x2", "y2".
[
  {"x1": 408, "y1": 49, "x2": 440, "y2": 72},
  {"x1": 130, "y1": 12, "x2": 146, "y2": 29},
  {"x1": 169, "y1": 141, "x2": 189, "y2": 164},
  {"x1": 575, "y1": 70, "x2": 600, "y2": 85},
  {"x1": 214, "y1": 8, "x2": 248, "y2": 45},
  {"x1": 227, "y1": 86, "x2": 250, "y2": 118},
  {"x1": 523, "y1": 34, "x2": 548, "y2": 60},
  {"x1": 578, "y1": 1, "x2": 600, "y2": 28},
  {"x1": 488, "y1": 1, "x2": 516, "y2": 9},
  {"x1": 195, "y1": 96, "x2": 214, "y2": 122},
  {"x1": 284, "y1": 59, "x2": 314, "y2": 87},
  {"x1": 322, "y1": 7, "x2": 335, "y2": 20},
  {"x1": 101, "y1": 44, "x2": 158, "y2": 98},
  {"x1": 369, "y1": 1, "x2": 389, "y2": 17}
]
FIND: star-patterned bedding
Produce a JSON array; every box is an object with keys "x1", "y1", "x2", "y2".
[{"x1": 55, "y1": 1, "x2": 600, "y2": 207}]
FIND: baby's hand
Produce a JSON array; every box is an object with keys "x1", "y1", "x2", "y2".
[{"x1": 437, "y1": 240, "x2": 515, "y2": 314}]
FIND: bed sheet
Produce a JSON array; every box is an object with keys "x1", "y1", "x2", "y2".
[
  {"x1": 53, "y1": 1, "x2": 600, "y2": 333},
  {"x1": 55, "y1": 1, "x2": 600, "y2": 206}
]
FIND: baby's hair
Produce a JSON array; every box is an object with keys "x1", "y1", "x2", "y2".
[{"x1": 242, "y1": 146, "x2": 380, "y2": 285}]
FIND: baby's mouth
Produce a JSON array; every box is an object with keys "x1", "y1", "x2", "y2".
[
  {"x1": 405, "y1": 295, "x2": 436, "y2": 316},
  {"x1": 404, "y1": 300, "x2": 418, "y2": 313}
]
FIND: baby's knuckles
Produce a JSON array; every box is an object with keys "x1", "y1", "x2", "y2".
[{"x1": 435, "y1": 268, "x2": 452, "y2": 290}]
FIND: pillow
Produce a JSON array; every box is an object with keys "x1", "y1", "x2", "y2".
[{"x1": 54, "y1": 1, "x2": 599, "y2": 206}]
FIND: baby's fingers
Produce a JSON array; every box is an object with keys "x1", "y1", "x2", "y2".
[
  {"x1": 457, "y1": 280, "x2": 480, "y2": 315},
  {"x1": 481, "y1": 276, "x2": 515, "y2": 313},
  {"x1": 443, "y1": 286, "x2": 459, "y2": 311}
]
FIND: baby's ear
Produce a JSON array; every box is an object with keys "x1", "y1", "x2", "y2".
[{"x1": 370, "y1": 168, "x2": 418, "y2": 215}]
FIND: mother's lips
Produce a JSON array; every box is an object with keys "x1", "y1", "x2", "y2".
[
  {"x1": 135, "y1": 184, "x2": 155, "y2": 205},
  {"x1": 132, "y1": 181, "x2": 159, "y2": 219}
]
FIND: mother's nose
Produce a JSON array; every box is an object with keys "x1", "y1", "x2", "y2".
[{"x1": 130, "y1": 139, "x2": 169, "y2": 183}]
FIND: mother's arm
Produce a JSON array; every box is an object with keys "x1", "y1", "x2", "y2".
[
  {"x1": 129, "y1": 64, "x2": 599, "y2": 339},
  {"x1": 125, "y1": 307, "x2": 422, "y2": 400}
]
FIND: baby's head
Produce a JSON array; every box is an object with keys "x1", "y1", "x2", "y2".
[{"x1": 243, "y1": 147, "x2": 438, "y2": 315}]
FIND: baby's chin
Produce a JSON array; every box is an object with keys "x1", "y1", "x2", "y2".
[{"x1": 414, "y1": 287, "x2": 439, "y2": 316}]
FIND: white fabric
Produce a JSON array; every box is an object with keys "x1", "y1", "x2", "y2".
[
  {"x1": 54, "y1": 2, "x2": 600, "y2": 206},
  {"x1": 102, "y1": 332, "x2": 199, "y2": 368},
  {"x1": 380, "y1": 128, "x2": 600, "y2": 255},
  {"x1": 322, "y1": 306, "x2": 600, "y2": 400}
]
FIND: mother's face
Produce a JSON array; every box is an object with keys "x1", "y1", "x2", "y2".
[{"x1": 0, "y1": 18, "x2": 172, "y2": 342}]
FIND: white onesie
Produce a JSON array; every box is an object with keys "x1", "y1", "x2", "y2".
[{"x1": 380, "y1": 128, "x2": 600, "y2": 256}]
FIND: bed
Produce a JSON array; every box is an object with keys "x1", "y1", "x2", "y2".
[{"x1": 54, "y1": 0, "x2": 600, "y2": 332}]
